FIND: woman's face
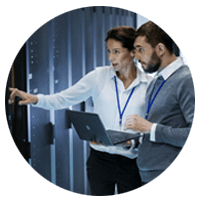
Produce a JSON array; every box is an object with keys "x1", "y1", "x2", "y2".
[{"x1": 107, "y1": 39, "x2": 134, "y2": 73}]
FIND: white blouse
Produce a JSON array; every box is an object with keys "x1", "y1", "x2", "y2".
[{"x1": 33, "y1": 66, "x2": 152, "y2": 158}]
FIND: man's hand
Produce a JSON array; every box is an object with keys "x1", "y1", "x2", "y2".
[
  {"x1": 9, "y1": 87, "x2": 38, "y2": 105},
  {"x1": 125, "y1": 114, "x2": 153, "y2": 133}
]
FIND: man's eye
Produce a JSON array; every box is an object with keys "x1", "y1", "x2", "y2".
[
  {"x1": 138, "y1": 48, "x2": 142, "y2": 52},
  {"x1": 139, "y1": 48, "x2": 144, "y2": 52}
]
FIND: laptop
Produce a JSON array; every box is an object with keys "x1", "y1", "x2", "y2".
[{"x1": 66, "y1": 110, "x2": 142, "y2": 146}]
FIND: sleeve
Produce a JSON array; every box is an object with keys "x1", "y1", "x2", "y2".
[
  {"x1": 154, "y1": 73, "x2": 195, "y2": 148},
  {"x1": 150, "y1": 123, "x2": 157, "y2": 141},
  {"x1": 33, "y1": 69, "x2": 98, "y2": 110}
]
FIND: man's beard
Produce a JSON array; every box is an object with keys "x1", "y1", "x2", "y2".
[{"x1": 144, "y1": 51, "x2": 161, "y2": 73}]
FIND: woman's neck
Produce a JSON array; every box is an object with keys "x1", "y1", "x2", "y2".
[{"x1": 116, "y1": 63, "x2": 137, "y2": 89}]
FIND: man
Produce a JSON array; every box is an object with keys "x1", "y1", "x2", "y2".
[{"x1": 125, "y1": 21, "x2": 195, "y2": 184}]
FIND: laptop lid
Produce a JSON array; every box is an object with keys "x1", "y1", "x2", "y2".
[
  {"x1": 67, "y1": 110, "x2": 142, "y2": 146},
  {"x1": 67, "y1": 110, "x2": 113, "y2": 145}
]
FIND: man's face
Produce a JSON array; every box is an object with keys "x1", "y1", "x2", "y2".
[{"x1": 134, "y1": 36, "x2": 161, "y2": 73}]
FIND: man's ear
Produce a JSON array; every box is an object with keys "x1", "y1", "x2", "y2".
[{"x1": 156, "y1": 43, "x2": 165, "y2": 56}]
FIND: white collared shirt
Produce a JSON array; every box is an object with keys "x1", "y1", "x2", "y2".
[
  {"x1": 34, "y1": 65, "x2": 152, "y2": 158},
  {"x1": 150, "y1": 57, "x2": 185, "y2": 141}
]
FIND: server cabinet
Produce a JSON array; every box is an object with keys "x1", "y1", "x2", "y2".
[
  {"x1": 53, "y1": 13, "x2": 71, "y2": 191},
  {"x1": 26, "y1": 22, "x2": 52, "y2": 181},
  {"x1": 6, "y1": 45, "x2": 30, "y2": 162}
]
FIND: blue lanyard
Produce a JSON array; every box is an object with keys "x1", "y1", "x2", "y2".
[
  {"x1": 114, "y1": 76, "x2": 136, "y2": 129},
  {"x1": 145, "y1": 79, "x2": 166, "y2": 119}
]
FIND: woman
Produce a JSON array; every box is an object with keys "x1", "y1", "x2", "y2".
[{"x1": 9, "y1": 26, "x2": 151, "y2": 195}]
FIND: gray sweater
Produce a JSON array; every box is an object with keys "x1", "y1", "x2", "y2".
[{"x1": 137, "y1": 65, "x2": 195, "y2": 182}]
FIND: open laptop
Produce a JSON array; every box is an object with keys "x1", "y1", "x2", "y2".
[{"x1": 66, "y1": 110, "x2": 142, "y2": 146}]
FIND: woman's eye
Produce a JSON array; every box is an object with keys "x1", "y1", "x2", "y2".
[
  {"x1": 107, "y1": 49, "x2": 120, "y2": 54},
  {"x1": 114, "y1": 50, "x2": 120, "y2": 54}
]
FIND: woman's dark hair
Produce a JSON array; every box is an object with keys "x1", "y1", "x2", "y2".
[
  {"x1": 105, "y1": 26, "x2": 136, "y2": 51},
  {"x1": 136, "y1": 21, "x2": 174, "y2": 54}
]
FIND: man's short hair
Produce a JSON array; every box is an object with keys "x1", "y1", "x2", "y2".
[{"x1": 136, "y1": 21, "x2": 174, "y2": 54}]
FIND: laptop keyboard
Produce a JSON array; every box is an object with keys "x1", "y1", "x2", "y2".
[
  {"x1": 107, "y1": 130, "x2": 140, "y2": 145},
  {"x1": 109, "y1": 135, "x2": 127, "y2": 144}
]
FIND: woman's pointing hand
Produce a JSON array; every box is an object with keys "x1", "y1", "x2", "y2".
[{"x1": 9, "y1": 87, "x2": 38, "y2": 105}]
